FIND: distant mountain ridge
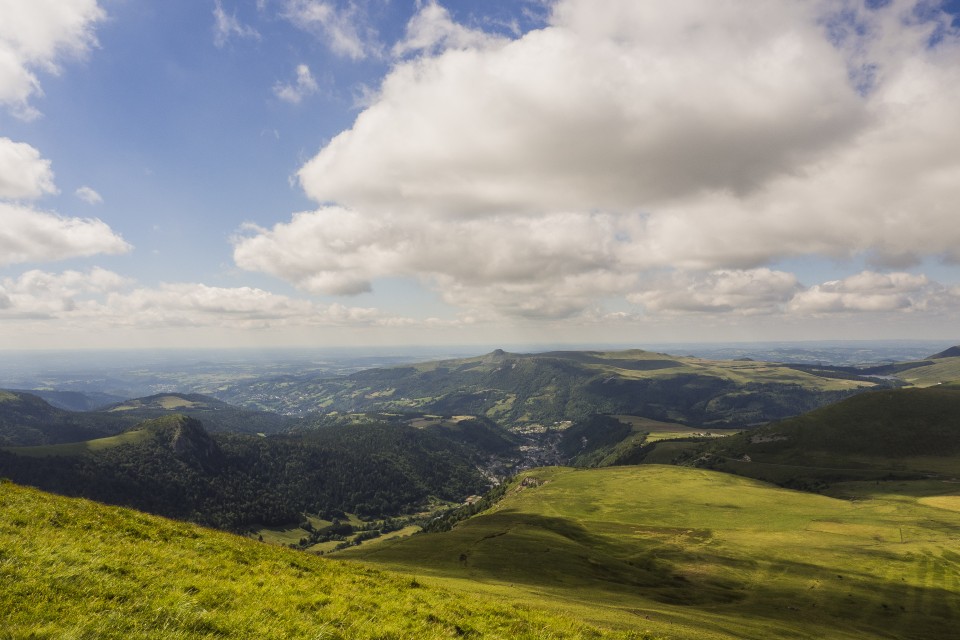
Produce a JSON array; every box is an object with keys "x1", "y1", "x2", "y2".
[
  {"x1": 930, "y1": 345, "x2": 960, "y2": 359},
  {"x1": 217, "y1": 348, "x2": 879, "y2": 428},
  {"x1": 0, "y1": 390, "x2": 293, "y2": 447},
  {"x1": 0, "y1": 390, "x2": 119, "y2": 446}
]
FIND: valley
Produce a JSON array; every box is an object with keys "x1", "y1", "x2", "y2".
[{"x1": 2, "y1": 344, "x2": 960, "y2": 638}]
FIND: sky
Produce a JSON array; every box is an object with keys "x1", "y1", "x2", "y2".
[{"x1": 2, "y1": 0, "x2": 960, "y2": 350}]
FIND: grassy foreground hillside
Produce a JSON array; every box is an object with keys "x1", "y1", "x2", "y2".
[
  {"x1": 343, "y1": 466, "x2": 960, "y2": 640},
  {"x1": 0, "y1": 480, "x2": 653, "y2": 639}
]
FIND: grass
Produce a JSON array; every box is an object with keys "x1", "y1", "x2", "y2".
[
  {"x1": 584, "y1": 356, "x2": 872, "y2": 392},
  {"x1": 108, "y1": 395, "x2": 201, "y2": 411},
  {"x1": 609, "y1": 417, "x2": 741, "y2": 444},
  {"x1": 0, "y1": 480, "x2": 658, "y2": 639},
  {"x1": 2, "y1": 427, "x2": 153, "y2": 457},
  {"x1": 896, "y1": 357, "x2": 960, "y2": 387},
  {"x1": 342, "y1": 465, "x2": 960, "y2": 640}
]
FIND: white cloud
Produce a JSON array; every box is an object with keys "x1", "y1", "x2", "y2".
[
  {"x1": 0, "y1": 0, "x2": 105, "y2": 119},
  {"x1": 233, "y1": 207, "x2": 637, "y2": 316},
  {"x1": 629, "y1": 269, "x2": 802, "y2": 315},
  {"x1": 0, "y1": 138, "x2": 57, "y2": 199},
  {"x1": 787, "y1": 271, "x2": 945, "y2": 314},
  {"x1": 393, "y1": 1, "x2": 502, "y2": 57},
  {"x1": 273, "y1": 64, "x2": 318, "y2": 104},
  {"x1": 283, "y1": 0, "x2": 379, "y2": 60},
  {"x1": 0, "y1": 267, "x2": 130, "y2": 318},
  {"x1": 299, "y1": 0, "x2": 863, "y2": 215},
  {"x1": 213, "y1": 0, "x2": 261, "y2": 48},
  {"x1": 0, "y1": 270, "x2": 396, "y2": 330},
  {"x1": 239, "y1": 0, "x2": 960, "y2": 320},
  {"x1": 74, "y1": 185, "x2": 102, "y2": 204},
  {"x1": 0, "y1": 202, "x2": 131, "y2": 266}
]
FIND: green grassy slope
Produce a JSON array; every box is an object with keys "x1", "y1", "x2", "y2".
[
  {"x1": 893, "y1": 357, "x2": 960, "y2": 387},
  {"x1": 0, "y1": 481, "x2": 650, "y2": 639},
  {"x1": 699, "y1": 386, "x2": 960, "y2": 487},
  {"x1": 342, "y1": 466, "x2": 960, "y2": 640},
  {"x1": 1, "y1": 426, "x2": 154, "y2": 457}
]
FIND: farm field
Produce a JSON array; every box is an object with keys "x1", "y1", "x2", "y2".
[
  {"x1": 342, "y1": 465, "x2": 960, "y2": 640},
  {"x1": 613, "y1": 415, "x2": 741, "y2": 443}
]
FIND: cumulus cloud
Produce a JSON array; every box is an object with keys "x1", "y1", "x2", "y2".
[
  {"x1": 233, "y1": 207, "x2": 637, "y2": 316},
  {"x1": 0, "y1": 138, "x2": 57, "y2": 199},
  {"x1": 0, "y1": 267, "x2": 130, "y2": 318},
  {"x1": 273, "y1": 64, "x2": 319, "y2": 104},
  {"x1": 0, "y1": 269, "x2": 395, "y2": 329},
  {"x1": 213, "y1": 0, "x2": 261, "y2": 48},
  {"x1": 74, "y1": 185, "x2": 102, "y2": 204},
  {"x1": 282, "y1": 0, "x2": 379, "y2": 60},
  {"x1": 0, "y1": 202, "x2": 131, "y2": 266},
  {"x1": 787, "y1": 271, "x2": 946, "y2": 314},
  {"x1": 299, "y1": 0, "x2": 863, "y2": 214},
  {"x1": 393, "y1": 1, "x2": 502, "y2": 57},
  {"x1": 0, "y1": 0, "x2": 105, "y2": 119},
  {"x1": 238, "y1": 0, "x2": 960, "y2": 319},
  {"x1": 629, "y1": 269, "x2": 802, "y2": 315}
]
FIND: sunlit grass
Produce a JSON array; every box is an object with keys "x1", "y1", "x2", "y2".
[
  {"x1": 343, "y1": 465, "x2": 960, "y2": 640},
  {"x1": 0, "y1": 480, "x2": 660, "y2": 639}
]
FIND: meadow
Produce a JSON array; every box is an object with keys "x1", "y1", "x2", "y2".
[
  {"x1": 343, "y1": 465, "x2": 960, "y2": 640},
  {"x1": 0, "y1": 480, "x2": 657, "y2": 640}
]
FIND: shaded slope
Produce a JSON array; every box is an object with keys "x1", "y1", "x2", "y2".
[
  {"x1": 0, "y1": 415, "x2": 490, "y2": 531},
  {"x1": 0, "y1": 391, "x2": 293, "y2": 448},
  {"x1": 929, "y1": 345, "x2": 960, "y2": 359},
  {"x1": 0, "y1": 390, "x2": 120, "y2": 446},
  {"x1": 696, "y1": 386, "x2": 960, "y2": 487},
  {"x1": 103, "y1": 392, "x2": 293, "y2": 434}
]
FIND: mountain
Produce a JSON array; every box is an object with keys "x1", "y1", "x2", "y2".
[
  {"x1": 857, "y1": 350, "x2": 960, "y2": 386},
  {"x1": 344, "y1": 465, "x2": 960, "y2": 640},
  {"x1": 691, "y1": 385, "x2": 960, "y2": 489},
  {"x1": 0, "y1": 414, "x2": 495, "y2": 531},
  {"x1": 0, "y1": 391, "x2": 294, "y2": 448},
  {"x1": 0, "y1": 390, "x2": 121, "y2": 446},
  {"x1": 218, "y1": 349, "x2": 878, "y2": 428},
  {"x1": 0, "y1": 481, "x2": 633, "y2": 640},
  {"x1": 929, "y1": 345, "x2": 960, "y2": 359},
  {"x1": 10, "y1": 389, "x2": 126, "y2": 411},
  {"x1": 101, "y1": 392, "x2": 293, "y2": 434}
]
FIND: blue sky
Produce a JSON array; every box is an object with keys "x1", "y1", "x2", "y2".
[{"x1": 2, "y1": 0, "x2": 960, "y2": 349}]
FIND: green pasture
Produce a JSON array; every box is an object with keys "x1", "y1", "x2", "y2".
[
  {"x1": 343, "y1": 465, "x2": 960, "y2": 640},
  {"x1": 2, "y1": 427, "x2": 153, "y2": 457},
  {"x1": 896, "y1": 358, "x2": 960, "y2": 387},
  {"x1": 613, "y1": 415, "x2": 741, "y2": 444},
  {"x1": 580, "y1": 355, "x2": 872, "y2": 392}
]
